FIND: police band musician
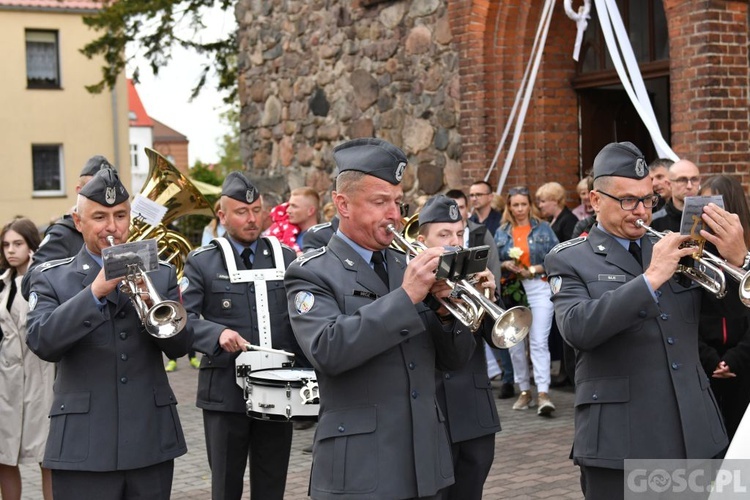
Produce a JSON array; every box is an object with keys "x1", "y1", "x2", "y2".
[
  {"x1": 180, "y1": 171, "x2": 306, "y2": 500},
  {"x1": 416, "y1": 194, "x2": 502, "y2": 500},
  {"x1": 26, "y1": 168, "x2": 194, "y2": 500},
  {"x1": 284, "y1": 138, "x2": 477, "y2": 500},
  {"x1": 544, "y1": 142, "x2": 750, "y2": 500}
]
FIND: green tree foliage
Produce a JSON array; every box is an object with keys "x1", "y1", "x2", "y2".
[
  {"x1": 214, "y1": 104, "x2": 242, "y2": 176},
  {"x1": 180, "y1": 101, "x2": 240, "y2": 246},
  {"x1": 81, "y1": 0, "x2": 237, "y2": 101},
  {"x1": 190, "y1": 161, "x2": 223, "y2": 186}
]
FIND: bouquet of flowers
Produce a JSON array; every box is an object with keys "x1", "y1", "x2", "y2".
[{"x1": 501, "y1": 247, "x2": 529, "y2": 307}]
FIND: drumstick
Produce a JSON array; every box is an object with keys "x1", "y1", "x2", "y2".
[{"x1": 243, "y1": 344, "x2": 296, "y2": 357}]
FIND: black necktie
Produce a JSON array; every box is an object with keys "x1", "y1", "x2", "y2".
[
  {"x1": 241, "y1": 247, "x2": 253, "y2": 269},
  {"x1": 628, "y1": 241, "x2": 642, "y2": 267},
  {"x1": 371, "y1": 251, "x2": 388, "y2": 287}
]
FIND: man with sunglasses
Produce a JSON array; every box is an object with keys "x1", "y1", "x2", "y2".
[
  {"x1": 544, "y1": 142, "x2": 748, "y2": 500},
  {"x1": 468, "y1": 181, "x2": 502, "y2": 237},
  {"x1": 651, "y1": 159, "x2": 701, "y2": 232}
]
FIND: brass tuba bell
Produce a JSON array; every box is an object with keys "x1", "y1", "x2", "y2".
[{"x1": 128, "y1": 148, "x2": 215, "y2": 278}]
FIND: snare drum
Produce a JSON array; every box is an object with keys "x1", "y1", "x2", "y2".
[{"x1": 243, "y1": 368, "x2": 319, "y2": 421}]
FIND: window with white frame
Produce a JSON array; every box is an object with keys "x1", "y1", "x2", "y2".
[
  {"x1": 130, "y1": 144, "x2": 139, "y2": 169},
  {"x1": 32, "y1": 145, "x2": 64, "y2": 196},
  {"x1": 26, "y1": 30, "x2": 60, "y2": 89}
]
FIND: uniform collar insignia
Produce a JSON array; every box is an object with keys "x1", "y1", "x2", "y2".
[
  {"x1": 597, "y1": 245, "x2": 606, "y2": 251},
  {"x1": 345, "y1": 259, "x2": 354, "y2": 266},
  {"x1": 263, "y1": 249, "x2": 269, "y2": 256},
  {"x1": 82, "y1": 263, "x2": 90, "y2": 270}
]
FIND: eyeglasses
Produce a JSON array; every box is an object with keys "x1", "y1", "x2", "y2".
[
  {"x1": 597, "y1": 190, "x2": 660, "y2": 210},
  {"x1": 669, "y1": 176, "x2": 701, "y2": 186},
  {"x1": 469, "y1": 192, "x2": 491, "y2": 198},
  {"x1": 508, "y1": 187, "x2": 529, "y2": 196}
]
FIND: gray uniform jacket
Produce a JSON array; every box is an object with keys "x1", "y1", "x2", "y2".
[
  {"x1": 21, "y1": 215, "x2": 83, "y2": 300},
  {"x1": 301, "y1": 217, "x2": 339, "y2": 252},
  {"x1": 437, "y1": 220, "x2": 502, "y2": 444},
  {"x1": 182, "y1": 238, "x2": 301, "y2": 413},
  {"x1": 544, "y1": 227, "x2": 731, "y2": 469},
  {"x1": 26, "y1": 247, "x2": 192, "y2": 471},
  {"x1": 435, "y1": 328, "x2": 501, "y2": 444},
  {"x1": 284, "y1": 234, "x2": 476, "y2": 500}
]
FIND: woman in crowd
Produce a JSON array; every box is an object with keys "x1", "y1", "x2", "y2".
[
  {"x1": 201, "y1": 199, "x2": 225, "y2": 246},
  {"x1": 0, "y1": 217, "x2": 52, "y2": 500},
  {"x1": 571, "y1": 175, "x2": 594, "y2": 220},
  {"x1": 696, "y1": 174, "x2": 750, "y2": 442},
  {"x1": 495, "y1": 187, "x2": 559, "y2": 415},
  {"x1": 536, "y1": 182, "x2": 578, "y2": 243}
]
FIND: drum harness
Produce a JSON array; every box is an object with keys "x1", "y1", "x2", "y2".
[{"x1": 214, "y1": 236, "x2": 318, "y2": 415}]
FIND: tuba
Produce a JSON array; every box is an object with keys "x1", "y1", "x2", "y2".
[{"x1": 129, "y1": 148, "x2": 215, "y2": 278}]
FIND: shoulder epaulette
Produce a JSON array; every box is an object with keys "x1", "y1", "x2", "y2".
[
  {"x1": 309, "y1": 222, "x2": 332, "y2": 233},
  {"x1": 190, "y1": 243, "x2": 218, "y2": 257},
  {"x1": 296, "y1": 247, "x2": 326, "y2": 266},
  {"x1": 550, "y1": 236, "x2": 587, "y2": 254},
  {"x1": 38, "y1": 256, "x2": 75, "y2": 271},
  {"x1": 157, "y1": 260, "x2": 174, "y2": 269}
]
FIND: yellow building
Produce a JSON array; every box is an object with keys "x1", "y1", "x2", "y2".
[{"x1": 0, "y1": 0, "x2": 129, "y2": 227}]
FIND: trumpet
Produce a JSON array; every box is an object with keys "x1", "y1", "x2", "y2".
[
  {"x1": 635, "y1": 219, "x2": 750, "y2": 305},
  {"x1": 107, "y1": 236, "x2": 188, "y2": 338},
  {"x1": 386, "y1": 224, "x2": 532, "y2": 348}
]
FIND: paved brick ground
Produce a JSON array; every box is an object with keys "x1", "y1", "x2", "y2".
[{"x1": 20, "y1": 358, "x2": 581, "y2": 499}]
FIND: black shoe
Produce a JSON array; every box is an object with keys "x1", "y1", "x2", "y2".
[
  {"x1": 498, "y1": 382, "x2": 515, "y2": 399},
  {"x1": 293, "y1": 420, "x2": 315, "y2": 431}
]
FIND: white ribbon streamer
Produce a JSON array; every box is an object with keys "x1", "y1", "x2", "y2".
[
  {"x1": 484, "y1": 0, "x2": 556, "y2": 187},
  {"x1": 594, "y1": 0, "x2": 678, "y2": 161},
  {"x1": 563, "y1": 0, "x2": 591, "y2": 61},
  {"x1": 493, "y1": 0, "x2": 556, "y2": 194}
]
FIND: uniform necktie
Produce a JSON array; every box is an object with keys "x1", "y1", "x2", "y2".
[
  {"x1": 628, "y1": 241, "x2": 642, "y2": 267},
  {"x1": 241, "y1": 247, "x2": 253, "y2": 269},
  {"x1": 371, "y1": 251, "x2": 388, "y2": 287}
]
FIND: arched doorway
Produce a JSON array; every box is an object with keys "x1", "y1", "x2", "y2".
[{"x1": 574, "y1": 0, "x2": 671, "y2": 170}]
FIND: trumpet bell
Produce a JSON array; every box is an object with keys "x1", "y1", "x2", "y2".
[
  {"x1": 145, "y1": 300, "x2": 188, "y2": 339},
  {"x1": 489, "y1": 306, "x2": 532, "y2": 348}
]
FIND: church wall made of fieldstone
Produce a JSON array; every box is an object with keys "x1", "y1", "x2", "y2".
[{"x1": 236, "y1": 0, "x2": 462, "y2": 203}]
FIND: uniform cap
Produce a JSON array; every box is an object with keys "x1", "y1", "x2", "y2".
[
  {"x1": 221, "y1": 171, "x2": 259, "y2": 204},
  {"x1": 418, "y1": 195, "x2": 462, "y2": 225},
  {"x1": 80, "y1": 155, "x2": 116, "y2": 177},
  {"x1": 78, "y1": 168, "x2": 129, "y2": 206},
  {"x1": 593, "y1": 142, "x2": 649, "y2": 180},
  {"x1": 333, "y1": 138, "x2": 408, "y2": 185}
]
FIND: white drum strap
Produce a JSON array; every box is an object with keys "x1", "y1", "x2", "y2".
[{"x1": 213, "y1": 237, "x2": 286, "y2": 350}]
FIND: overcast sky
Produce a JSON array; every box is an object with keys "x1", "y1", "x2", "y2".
[{"x1": 126, "y1": 5, "x2": 236, "y2": 166}]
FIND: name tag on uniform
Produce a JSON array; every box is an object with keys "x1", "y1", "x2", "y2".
[
  {"x1": 598, "y1": 274, "x2": 625, "y2": 282},
  {"x1": 353, "y1": 290, "x2": 378, "y2": 299}
]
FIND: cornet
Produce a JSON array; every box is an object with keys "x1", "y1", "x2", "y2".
[
  {"x1": 107, "y1": 236, "x2": 188, "y2": 338},
  {"x1": 387, "y1": 224, "x2": 532, "y2": 348},
  {"x1": 635, "y1": 219, "x2": 750, "y2": 306}
]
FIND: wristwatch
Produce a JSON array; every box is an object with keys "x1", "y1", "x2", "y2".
[{"x1": 529, "y1": 266, "x2": 536, "y2": 277}]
